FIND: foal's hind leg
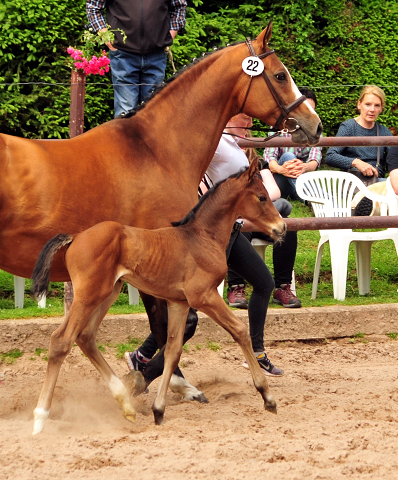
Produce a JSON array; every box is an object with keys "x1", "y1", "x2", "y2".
[
  {"x1": 152, "y1": 301, "x2": 190, "y2": 425},
  {"x1": 75, "y1": 281, "x2": 137, "y2": 422},
  {"x1": 194, "y1": 291, "x2": 277, "y2": 414}
]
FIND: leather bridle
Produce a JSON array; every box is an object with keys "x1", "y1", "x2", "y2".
[{"x1": 240, "y1": 38, "x2": 307, "y2": 133}]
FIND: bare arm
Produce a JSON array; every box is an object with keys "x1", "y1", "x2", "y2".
[
  {"x1": 260, "y1": 168, "x2": 281, "y2": 201},
  {"x1": 390, "y1": 169, "x2": 398, "y2": 195}
]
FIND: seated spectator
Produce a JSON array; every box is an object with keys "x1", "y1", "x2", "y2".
[
  {"x1": 325, "y1": 85, "x2": 392, "y2": 182},
  {"x1": 227, "y1": 149, "x2": 301, "y2": 309},
  {"x1": 263, "y1": 88, "x2": 322, "y2": 200}
]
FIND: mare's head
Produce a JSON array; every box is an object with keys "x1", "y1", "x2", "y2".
[
  {"x1": 231, "y1": 20, "x2": 322, "y2": 146},
  {"x1": 234, "y1": 161, "x2": 286, "y2": 242}
]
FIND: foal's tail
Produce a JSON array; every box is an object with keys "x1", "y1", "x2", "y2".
[{"x1": 31, "y1": 234, "x2": 74, "y2": 300}]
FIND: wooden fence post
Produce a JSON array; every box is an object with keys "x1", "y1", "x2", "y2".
[{"x1": 65, "y1": 70, "x2": 86, "y2": 315}]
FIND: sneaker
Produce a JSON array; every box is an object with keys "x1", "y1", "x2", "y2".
[
  {"x1": 353, "y1": 196, "x2": 373, "y2": 216},
  {"x1": 243, "y1": 352, "x2": 284, "y2": 376},
  {"x1": 227, "y1": 284, "x2": 248, "y2": 309},
  {"x1": 273, "y1": 284, "x2": 302, "y2": 308},
  {"x1": 124, "y1": 350, "x2": 149, "y2": 373}
]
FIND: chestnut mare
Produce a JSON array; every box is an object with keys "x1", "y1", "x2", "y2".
[
  {"x1": 1, "y1": 22, "x2": 321, "y2": 399},
  {"x1": 31, "y1": 161, "x2": 285, "y2": 434}
]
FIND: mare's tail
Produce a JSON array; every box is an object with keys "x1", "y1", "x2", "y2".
[{"x1": 31, "y1": 234, "x2": 74, "y2": 300}]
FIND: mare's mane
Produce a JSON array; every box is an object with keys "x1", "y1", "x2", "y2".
[
  {"x1": 171, "y1": 167, "x2": 249, "y2": 228},
  {"x1": 119, "y1": 41, "x2": 244, "y2": 119}
]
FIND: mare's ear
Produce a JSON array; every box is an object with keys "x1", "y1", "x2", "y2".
[
  {"x1": 247, "y1": 159, "x2": 259, "y2": 181},
  {"x1": 256, "y1": 19, "x2": 273, "y2": 50}
]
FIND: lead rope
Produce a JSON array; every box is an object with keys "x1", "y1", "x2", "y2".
[
  {"x1": 222, "y1": 129, "x2": 282, "y2": 143},
  {"x1": 165, "y1": 46, "x2": 177, "y2": 74}
]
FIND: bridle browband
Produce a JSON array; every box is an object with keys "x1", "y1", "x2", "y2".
[{"x1": 240, "y1": 38, "x2": 307, "y2": 133}]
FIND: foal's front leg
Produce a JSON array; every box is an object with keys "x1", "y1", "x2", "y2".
[
  {"x1": 152, "y1": 301, "x2": 190, "y2": 425},
  {"x1": 197, "y1": 291, "x2": 277, "y2": 414}
]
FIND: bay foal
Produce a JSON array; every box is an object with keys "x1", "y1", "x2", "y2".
[{"x1": 31, "y1": 160, "x2": 285, "y2": 434}]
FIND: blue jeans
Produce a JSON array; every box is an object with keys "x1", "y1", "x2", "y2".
[
  {"x1": 273, "y1": 152, "x2": 301, "y2": 200},
  {"x1": 109, "y1": 49, "x2": 167, "y2": 117}
]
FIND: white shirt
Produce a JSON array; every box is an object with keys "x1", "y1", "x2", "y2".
[{"x1": 206, "y1": 134, "x2": 249, "y2": 185}]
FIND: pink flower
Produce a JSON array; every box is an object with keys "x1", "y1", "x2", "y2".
[{"x1": 67, "y1": 47, "x2": 110, "y2": 76}]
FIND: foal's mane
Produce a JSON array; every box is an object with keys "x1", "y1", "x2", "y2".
[
  {"x1": 171, "y1": 167, "x2": 249, "y2": 228},
  {"x1": 119, "y1": 41, "x2": 244, "y2": 119}
]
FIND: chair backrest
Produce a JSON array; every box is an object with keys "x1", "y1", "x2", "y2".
[{"x1": 296, "y1": 171, "x2": 396, "y2": 219}]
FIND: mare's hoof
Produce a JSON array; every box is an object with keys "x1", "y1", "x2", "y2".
[
  {"x1": 123, "y1": 370, "x2": 148, "y2": 397},
  {"x1": 265, "y1": 401, "x2": 277, "y2": 415},
  {"x1": 194, "y1": 393, "x2": 209, "y2": 404}
]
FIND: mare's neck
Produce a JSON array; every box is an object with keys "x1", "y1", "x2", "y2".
[{"x1": 136, "y1": 50, "x2": 243, "y2": 186}]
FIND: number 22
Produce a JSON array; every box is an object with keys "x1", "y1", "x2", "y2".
[{"x1": 246, "y1": 59, "x2": 259, "y2": 72}]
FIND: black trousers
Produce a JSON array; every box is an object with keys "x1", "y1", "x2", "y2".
[{"x1": 228, "y1": 198, "x2": 297, "y2": 288}]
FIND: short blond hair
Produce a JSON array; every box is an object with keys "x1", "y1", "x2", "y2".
[{"x1": 358, "y1": 85, "x2": 386, "y2": 108}]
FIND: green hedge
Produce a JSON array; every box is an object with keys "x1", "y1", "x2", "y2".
[{"x1": 0, "y1": 0, "x2": 397, "y2": 138}]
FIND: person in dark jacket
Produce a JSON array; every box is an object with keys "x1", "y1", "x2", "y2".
[{"x1": 86, "y1": 0, "x2": 187, "y2": 117}]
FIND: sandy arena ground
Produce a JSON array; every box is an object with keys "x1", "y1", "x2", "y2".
[{"x1": 1, "y1": 332, "x2": 398, "y2": 480}]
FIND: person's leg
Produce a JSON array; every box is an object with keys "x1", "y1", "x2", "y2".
[
  {"x1": 272, "y1": 198, "x2": 301, "y2": 307},
  {"x1": 253, "y1": 198, "x2": 301, "y2": 308},
  {"x1": 277, "y1": 152, "x2": 296, "y2": 166},
  {"x1": 139, "y1": 49, "x2": 167, "y2": 104},
  {"x1": 273, "y1": 173, "x2": 299, "y2": 200},
  {"x1": 274, "y1": 152, "x2": 301, "y2": 200},
  {"x1": 125, "y1": 307, "x2": 199, "y2": 381},
  {"x1": 109, "y1": 50, "x2": 141, "y2": 117},
  {"x1": 227, "y1": 232, "x2": 252, "y2": 309},
  {"x1": 273, "y1": 231, "x2": 297, "y2": 288},
  {"x1": 227, "y1": 233, "x2": 283, "y2": 376}
]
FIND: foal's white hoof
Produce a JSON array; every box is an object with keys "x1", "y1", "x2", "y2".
[
  {"x1": 123, "y1": 404, "x2": 136, "y2": 423},
  {"x1": 32, "y1": 408, "x2": 50, "y2": 435}
]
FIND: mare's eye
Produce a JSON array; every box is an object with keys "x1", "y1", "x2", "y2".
[
  {"x1": 258, "y1": 196, "x2": 267, "y2": 202},
  {"x1": 275, "y1": 72, "x2": 286, "y2": 81}
]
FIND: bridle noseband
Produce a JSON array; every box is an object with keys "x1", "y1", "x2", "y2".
[{"x1": 240, "y1": 38, "x2": 307, "y2": 133}]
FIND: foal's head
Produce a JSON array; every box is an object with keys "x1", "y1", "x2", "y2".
[{"x1": 236, "y1": 161, "x2": 286, "y2": 241}]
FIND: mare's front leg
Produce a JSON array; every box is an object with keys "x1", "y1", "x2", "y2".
[
  {"x1": 152, "y1": 301, "x2": 190, "y2": 425},
  {"x1": 195, "y1": 290, "x2": 277, "y2": 414}
]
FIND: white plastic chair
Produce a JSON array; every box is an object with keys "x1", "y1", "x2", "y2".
[{"x1": 296, "y1": 171, "x2": 398, "y2": 301}]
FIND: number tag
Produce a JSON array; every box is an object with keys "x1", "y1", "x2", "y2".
[{"x1": 242, "y1": 56, "x2": 264, "y2": 76}]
